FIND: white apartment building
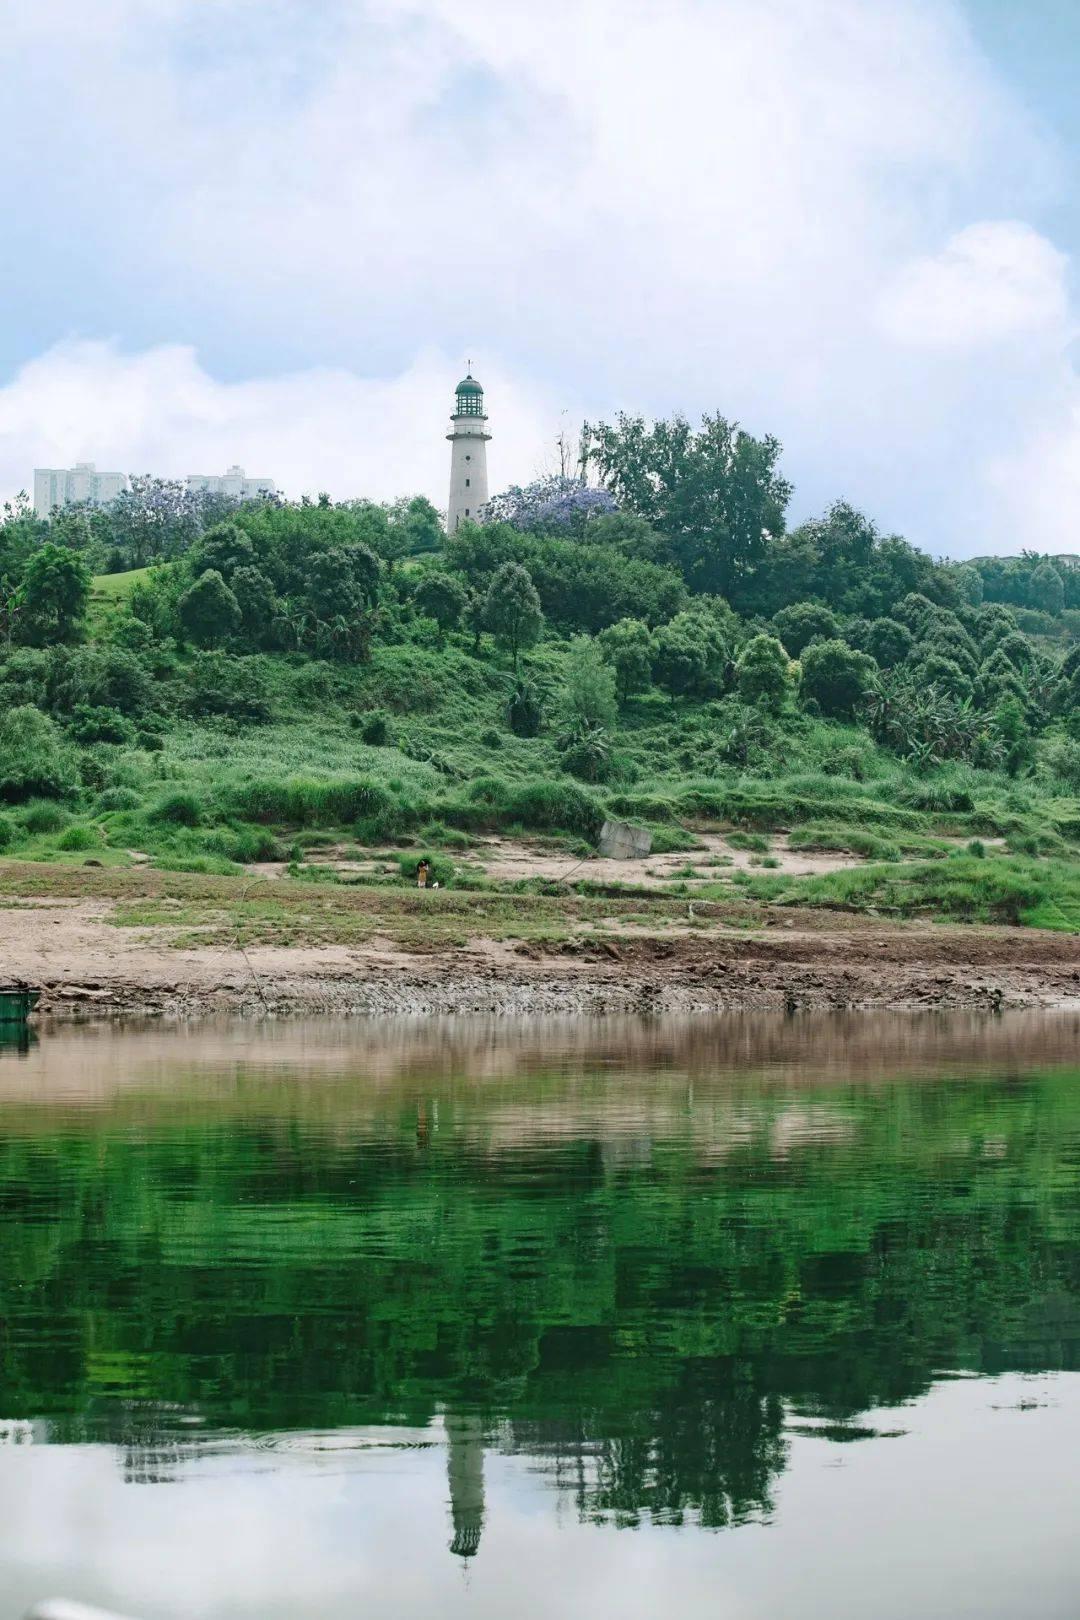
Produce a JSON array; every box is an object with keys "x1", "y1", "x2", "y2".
[
  {"x1": 33, "y1": 462, "x2": 126, "y2": 515},
  {"x1": 185, "y1": 465, "x2": 276, "y2": 499}
]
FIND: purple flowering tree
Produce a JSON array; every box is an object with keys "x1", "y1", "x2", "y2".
[{"x1": 482, "y1": 476, "x2": 618, "y2": 532}]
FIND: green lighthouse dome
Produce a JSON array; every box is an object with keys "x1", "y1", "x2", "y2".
[{"x1": 454, "y1": 374, "x2": 485, "y2": 417}]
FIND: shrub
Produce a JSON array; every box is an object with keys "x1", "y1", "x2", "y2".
[
  {"x1": 95, "y1": 787, "x2": 142, "y2": 813},
  {"x1": 1043, "y1": 737, "x2": 1080, "y2": 791},
  {"x1": 182, "y1": 653, "x2": 272, "y2": 723},
  {"x1": 0, "y1": 816, "x2": 13, "y2": 851},
  {"x1": 359, "y1": 709, "x2": 392, "y2": 746},
  {"x1": 506, "y1": 677, "x2": 542, "y2": 737},
  {"x1": 209, "y1": 824, "x2": 286, "y2": 863},
  {"x1": 57, "y1": 824, "x2": 103, "y2": 851},
  {"x1": 20, "y1": 801, "x2": 71, "y2": 834},
  {"x1": 896, "y1": 781, "x2": 974, "y2": 813},
  {"x1": 501, "y1": 779, "x2": 603, "y2": 838},
  {"x1": 558, "y1": 720, "x2": 613, "y2": 783},
  {"x1": 68, "y1": 704, "x2": 136, "y2": 746},
  {"x1": 817, "y1": 742, "x2": 874, "y2": 781},
  {"x1": 228, "y1": 776, "x2": 398, "y2": 832},
  {"x1": 480, "y1": 726, "x2": 503, "y2": 749},
  {"x1": 457, "y1": 776, "x2": 604, "y2": 839},
  {"x1": 151, "y1": 790, "x2": 205, "y2": 827},
  {"x1": 0, "y1": 707, "x2": 78, "y2": 803}
]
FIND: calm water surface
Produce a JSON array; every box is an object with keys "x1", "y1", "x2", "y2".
[{"x1": 0, "y1": 1012, "x2": 1078, "y2": 1620}]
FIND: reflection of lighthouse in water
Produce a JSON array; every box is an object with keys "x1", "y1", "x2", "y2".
[{"x1": 446, "y1": 1411, "x2": 485, "y2": 1560}]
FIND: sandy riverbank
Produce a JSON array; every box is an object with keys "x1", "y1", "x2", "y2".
[{"x1": 4, "y1": 895, "x2": 1079, "y2": 1017}]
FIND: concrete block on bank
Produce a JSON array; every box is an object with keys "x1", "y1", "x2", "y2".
[{"x1": 598, "y1": 819, "x2": 653, "y2": 861}]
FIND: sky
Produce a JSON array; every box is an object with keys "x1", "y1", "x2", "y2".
[{"x1": 0, "y1": 0, "x2": 1078, "y2": 558}]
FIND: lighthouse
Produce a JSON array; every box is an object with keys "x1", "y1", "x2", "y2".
[{"x1": 446, "y1": 371, "x2": 491, "y2": 534}]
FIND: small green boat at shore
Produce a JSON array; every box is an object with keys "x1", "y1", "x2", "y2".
[{"x1": 0, "y1": 988, "x2": 40, "y2": 1024}]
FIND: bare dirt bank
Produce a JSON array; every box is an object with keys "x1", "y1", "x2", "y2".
[{"x1": 5, "y1": 898, "x2": 1080, "y2": 1018}]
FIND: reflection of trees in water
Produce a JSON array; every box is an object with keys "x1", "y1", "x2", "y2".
[
  {"x1": 514, "y1": 1379, "x2": 787, "y2": 1530},
  {"x1": 0, "y1": 1057, "x2": 1078, "y2": 1548}
]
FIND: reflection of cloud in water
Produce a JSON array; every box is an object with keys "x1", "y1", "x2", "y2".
[{"x1": 0, "y1": 1379, "x2": 1077, "y2": 1620}]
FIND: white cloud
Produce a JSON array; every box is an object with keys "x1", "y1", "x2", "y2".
[
  {"x1": 0, "y1": 0, "x2": 1077, "y2": 555},
  {"x1": 986, "y1": 391, "x2": 1080, "y2": 554},
  {"x1": 0, "y1": 341, "x2": 557, "y2": 506},
  {"x1": 876, "y1": 221, "x2": 1070, "y2": 348}
]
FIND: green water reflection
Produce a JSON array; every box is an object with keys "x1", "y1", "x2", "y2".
[{"x1": 1, "y1": 1013, "x2": 1078, "y2": 1561}]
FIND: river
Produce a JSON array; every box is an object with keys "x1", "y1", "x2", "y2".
[{"x1": 0, "y1": 1013, "x2": 1077, "y2": 1619}]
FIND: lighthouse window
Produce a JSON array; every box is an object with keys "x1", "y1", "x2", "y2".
[
  {"x1": 465, "y1": 509, "x2": 470, "y2": 517},
  {"x1": 465, "y1": 478, "x2": 470, "y2": 487},
  {"x1": 465, "y1": 454, "x2": 471, "y2": 461}
]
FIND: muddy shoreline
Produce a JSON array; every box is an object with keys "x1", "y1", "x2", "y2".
[{"x1": 12, "y1": 919, "x2": 1080, "y2": 1019}]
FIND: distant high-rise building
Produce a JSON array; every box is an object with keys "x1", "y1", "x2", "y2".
[
  {"x1": 185, "y1": 465, "x2": 276, "y2": 499},
  {"x1": 446, "y1": 373, "x2": 491, "y2": 534},
  {"x1": 33, "y1": 461, "x2": 126, "y2": 515}
]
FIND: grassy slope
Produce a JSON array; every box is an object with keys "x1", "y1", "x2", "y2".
[{"x1": 7, "y1": 584, "x2": 1080, "y2": 935}]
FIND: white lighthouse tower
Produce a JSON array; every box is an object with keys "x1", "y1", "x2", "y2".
[{"x1": 446, "y1": 371, "x2": 491, "y2": 534}]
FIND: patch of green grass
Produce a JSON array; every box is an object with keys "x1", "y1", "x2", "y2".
[
  {"x1": 787, "y1": 825, "x2": 901, "y2": 862},
  {"x1": 726, "y1": 830, "x2": 770, "y2": 853},
  {"x1": 732, "y1": 854, "x2": 1080, "y2": 929},
  {"x1": 91, "y1": 567, "x2": 154, "y2": 600}
]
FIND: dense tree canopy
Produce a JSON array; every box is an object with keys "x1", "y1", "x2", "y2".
[{"x1": 584, "y1": 412, "x2": 792, "y2": 599}]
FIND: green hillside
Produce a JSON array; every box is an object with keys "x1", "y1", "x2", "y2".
[{"x1": 1, "y1": 417, "x2": 1078, "y2": 931}]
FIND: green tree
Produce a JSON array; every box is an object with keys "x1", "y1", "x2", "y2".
[
  {"x1": 865, "y1": 617, "x2": 913, "y2": 669},
  {"x1": 414, "y1": 571, "x2": 467, "y2": 638},
  {"x1": 1029, "y1": 561, "x2": 1065, "y2": 616},
  {"x1": 584, "y1": 412, "x2": 791, "y2": 598},
  {"x1": 561, "y1": 636, "x2": 618, "y2": 731},
  {"x1": 556, "y1": 641, "x2": 616, "y2": 782},
  {"x1": 307, "y1": 545, "x2": 381, "y2": 620},
  {"x1": 953, "y1": 565, "x2": 983, "y2": 606},
  {"x1": 771, "y1": 602, "x2": 839, "y2": 657},
  {"x1": 735, "y1": 634, "x2": 791, "y2": 711},
  {"x1": 108, "y1": 475, "x2": 206, "y2": 567},
  {"x1": 799, "y1": 639, "x2": 877, "y2": 718},
  {"x1": 16, "y1": 544, "x2": 91, "y2": 646},
  {"x1": 230, "y1": 566, "x2": 278, "y2": 647},
  {"x1": 0, "y1": 493, "x2": 48, "y2": 593},
  {"x1": 386, "y1": 495, "x2": 444, "y2": 570},
  {"x1": 652, "y1": 612, "x2": 726, "y2": 700},
  {"x1": 178, "y1": 569, "x2": 242, "y2": 649},
  {"x1": 598, "y1": 617, "x2": 654, "y2": 702},
  {"x1": 191, "y1": 521, "x2": 256, "y2": 582},
  {"x1": 992, "y1": 695, "x2": 1034, "y2": 777},
  {"x1": 910, "y1": 651, "x2": 973, "y2": 703},
  {"x1": 483, "y1": 562, "x2": 543, "y2": 669}
]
